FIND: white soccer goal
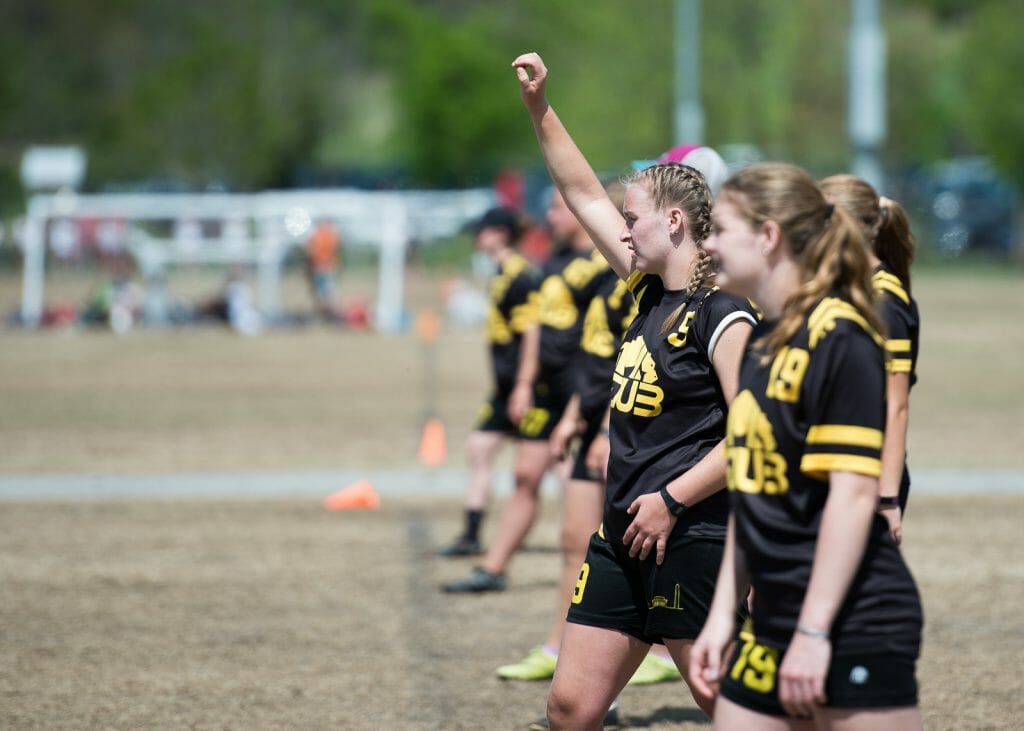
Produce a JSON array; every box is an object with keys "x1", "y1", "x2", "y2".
[{"x1": 19, "y1": 186, "x2": 495, "y2": 332}]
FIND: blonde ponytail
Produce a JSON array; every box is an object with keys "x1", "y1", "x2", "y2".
[{"x1": 722, "y1": 164, "x2": 885, "y2": 359}]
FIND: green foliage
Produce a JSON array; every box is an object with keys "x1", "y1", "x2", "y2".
[
  {"x1": 959, "y1": 2, "x2": 1024, "y2": 187},
  {"x1": 0, "y1": 0, "x2": 1020, "y2": 202}
]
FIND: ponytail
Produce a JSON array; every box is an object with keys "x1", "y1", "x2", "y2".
[
  {"x1": 876, "y1": 197, "x2": 915, "y2": 289},
  {"x1": 721, "y1": 164, "x2": 885, "y2": 360},
  {"x1": 820, "y1": 174, "x2": 916, "y2": 291}
]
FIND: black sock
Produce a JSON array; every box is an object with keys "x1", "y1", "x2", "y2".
[{"x1": 464, "y1": 510, "x2": 484, "y2": 542}]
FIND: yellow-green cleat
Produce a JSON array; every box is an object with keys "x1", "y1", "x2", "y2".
[
  {"x1": 496, "y1": 646, "x2": 558, "y2": 681},
  {"x1": 626, "y1": 652, "x2": 682, "y2": 685}
]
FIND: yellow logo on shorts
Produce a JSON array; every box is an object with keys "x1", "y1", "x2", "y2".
[{"x1": 649, "y1": 584, "x2": 685, "y2": 611}]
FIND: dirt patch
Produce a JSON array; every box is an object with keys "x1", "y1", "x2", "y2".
[{"x1": 0, "y1": 494, "x2": 1021, "y2": 730}]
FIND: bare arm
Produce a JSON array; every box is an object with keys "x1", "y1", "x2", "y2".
[
  {"x1": 508, "y1": 323, "x2": 540, "y2": 424},
  {"x1": 778, "y1": 470, "x2": 878, "y2": 717},
  {"x1": 689, "y1": 515, "x2": 751, "y2": 699},
  {"x1": 879, "y1": 371, "x2": 910, "y2": 543},
  {"x1": 512, "y1": 53, "x2": 633, "y2": 279}
]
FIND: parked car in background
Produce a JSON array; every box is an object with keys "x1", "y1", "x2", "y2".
[{"x1": 902, "y1": 157, "x2": 1017, "y2": 257}]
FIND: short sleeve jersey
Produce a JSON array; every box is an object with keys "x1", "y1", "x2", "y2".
[
  {"x1": 485, "y1": 252, "x2": 540, "y2": 393},
  {"x1": 576, "y1": 274, "x2": 637, "y2": 421},
  {"x1": 873, "y1": 264, "x2": 920, "y2": 387},
  {"x1": 726, "y1": 297, "x2": 923, "y2": 658},
  {"x1": 535, "y1": 247, "x2": 612, "y2": 374},
  {"x1": 604, "y1": 272, "x2": 758, "y2": 544}
]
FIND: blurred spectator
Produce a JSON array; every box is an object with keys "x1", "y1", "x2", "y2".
[
  {"x1": 305, "y1": 218, "x2": 343, "y2": 322},
  {"x1": 196, "y1": 265, "x2": 263, "y2": 335},
  {"x1": 79, "y1": 252, "x2": 143, "y2": 332}
]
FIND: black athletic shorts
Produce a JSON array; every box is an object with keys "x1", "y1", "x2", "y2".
[
  {"x1": 570, "y1": 410, "x2": 605, "y2": 481},
  {"x1": 475, "y1": 390, "x2": 518, "y2": 435},
  {"x1": 475, "y1": 370, "x2": 573, "y2": 441},
  {"x1": 720, "y1": 628, "x2": 919, "y2": 716},
  {"x1": 566, "y1": 524, "x2": 738, "y2": 644}
]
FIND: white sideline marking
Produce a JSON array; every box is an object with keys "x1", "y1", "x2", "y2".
[{"x1": 0, "y1": 469, "x2": 1020, "y2": 500}]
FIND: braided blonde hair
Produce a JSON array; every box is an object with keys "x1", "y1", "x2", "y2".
[{"x1": 624, "y1": 163, "x2": 715, "y2": 332}]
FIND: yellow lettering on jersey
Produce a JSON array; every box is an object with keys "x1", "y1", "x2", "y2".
[
  {"x1": 726, "y1": 390, "x2": 789, "y2": 494},
  {"x1": 537, "y1": 275, "x2": 578, "y2": 330},
  {"x1": 486, "y1": 303, "x2": 514, "y2": 345},
  {"x1": 581, "y1": 297, "x2": 615, "y2": 357},
  {"x1": 765, "y1": 346, "x2": 809, "y2": 403},
  {"x1": 611, "y1": 336, "x2": 664, "y2": 417},
  {"x1": 667, "y1": 311, "x2": 695, "y2": 348}
]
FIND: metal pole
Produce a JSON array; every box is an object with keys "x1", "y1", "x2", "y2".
[
  {"x1": 849, "y1": 0, "x2": 887, "y2": 191},
  {"x1": 674, "y1": 0, "x2": 704, "y2": 145},
  {"x1": 20, "y1": 195, "x2": 47, "y2": 327}
]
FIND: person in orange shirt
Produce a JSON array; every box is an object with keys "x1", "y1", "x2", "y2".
[{"x1": 306, "y1": 219, "x2": 342, "y2": 322}]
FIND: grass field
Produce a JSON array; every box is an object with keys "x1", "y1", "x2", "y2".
[{"x1": 0, "y1": 264, "x2": 1022, "y2": 729}]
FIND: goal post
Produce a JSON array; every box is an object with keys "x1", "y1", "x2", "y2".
[{"x1": 18, "y1": 187, "x2": 495, "y2": 332}]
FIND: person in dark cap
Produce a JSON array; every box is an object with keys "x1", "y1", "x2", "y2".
[{"x1": 437, "y1": 207, "x2": 541, "y2": 558}]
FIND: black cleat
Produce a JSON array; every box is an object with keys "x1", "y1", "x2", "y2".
[
  {"x1": 441, "y1": 566, "x2": 506, "y2": 593},
  {"x1": 436, "y1": 537, "x2": 484, "y2": 558}
]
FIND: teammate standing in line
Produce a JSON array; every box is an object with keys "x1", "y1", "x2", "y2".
[
  {"x1": 437, "y1": 208, "x2": 540, "y2": 557},
  {"x1": 443, "y1": 190, "x2": 610, "y2": 592},
  {"x1": 691, "y1": 163, "x2": 923, "y2": 729},
  {"x1": 513, "y1": 52, "x2": 757, "y2": 728},
  {"x1": 820, "y1": 175, "x2": 920, "y2": 544}
]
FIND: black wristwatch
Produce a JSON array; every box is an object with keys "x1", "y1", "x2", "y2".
[{"x1": 659, "y1": 487, "x2": 688, "y2": 517}]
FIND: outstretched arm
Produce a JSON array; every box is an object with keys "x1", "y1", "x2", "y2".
[{"x1": 513, "y1": 52, "x2": 633, "y2": 279}]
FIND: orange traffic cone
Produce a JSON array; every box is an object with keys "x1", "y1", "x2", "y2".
[
  {"x1": 418, "y1": 417, "x2": 447, "y2": 466},
  {"x1": 323, "y1": 480, "x2": 380, "y2": 511}
]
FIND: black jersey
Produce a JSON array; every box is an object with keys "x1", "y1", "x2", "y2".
[
  {"x1": 873, "y1": 264, "x2": 920, "y2": 387},
  {"x1": 485, "y1": 252, "x2": 540, "y2": 393},
  {"x1": 726, "y1": 297, "x2": 923, "y2": 658},
  {"x1": 536, "y1": 247, "x2": 611, "y2": 373},
  {"x1": 577, "y1": 274, "x2": 636, "y2": 421},
  {"x1": 604, "y1": 272, "x2": 758, "y2": 543}
]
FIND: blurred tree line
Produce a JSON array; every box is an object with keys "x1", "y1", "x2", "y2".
[{"x1": 0, "y1": 0, "x2": 1019, "y2": 212}]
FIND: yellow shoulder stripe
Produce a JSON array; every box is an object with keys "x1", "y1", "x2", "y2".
[
  {"x1": 801, "y1": 453, "x2": 882, "y2": 479},
  {"x1": 806, "y1": 424, "x2": 883, "y2": 449},
  {"x1": 872, "y1": 272, "x2": 910, "y2": 305},
  {"x1": 807, "y1": 297, "x2": 885, "y2": 349}
]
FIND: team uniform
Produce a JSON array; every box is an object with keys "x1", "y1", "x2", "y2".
[
  {"x1": 873, "y1": 264, "x2": 921, "y2": 512},
  {"x1": 525, "y1": 246, "x2": 611, "y2": 440},
  {"x1": 570, "y1": 273, "x2": 636, "y2": 480},
  {"x1": 721, "y1": 296, "x2": 924, "y2": 715},
  {"x1": 567, "y1": 272, "x2": 758, "y2": 643},
  {"x1": 475, "y1": 252, "x2": 540, "y2": 435}
]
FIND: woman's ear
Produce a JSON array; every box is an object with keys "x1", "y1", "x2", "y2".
[
  {"x1": 668, "y1": 207, "x2": 686, "y2": 238},
  {"x1": 759, "y1": 219, "x2": 782, "y2": 255}
]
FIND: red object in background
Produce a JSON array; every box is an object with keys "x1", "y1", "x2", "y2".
[
  {"x1": 341, "y1": 296, "x2": 370, "y2": 329},
  {"x1": 519, "y1": 225, "x2": 551, "y2": 266},
  {"x1": 494, "y1": 168, "x2": 525, "y2": 212}
]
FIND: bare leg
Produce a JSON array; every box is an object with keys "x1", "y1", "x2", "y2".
[
  {"x1": 480, "y1": 439, "x2": 557, "y2": 575},
  {"x1": 714, "y1": 695, "x2": 815, "y2": 731},
  {"x1": 546, "y1": 622, "x2": 648, "y2": 730},
  {"x1": 464, "y1": 430, "x2": 505, "y2": 511},
  {"x1": 663, "y1": 638, "x2": 717, "y2": 717},
  {"x1": 545, "y1": 477, "x2": 604, "y2": 649},
  {"x1": 819, "y1": 706, "x2": 923, "y2": 731}
]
